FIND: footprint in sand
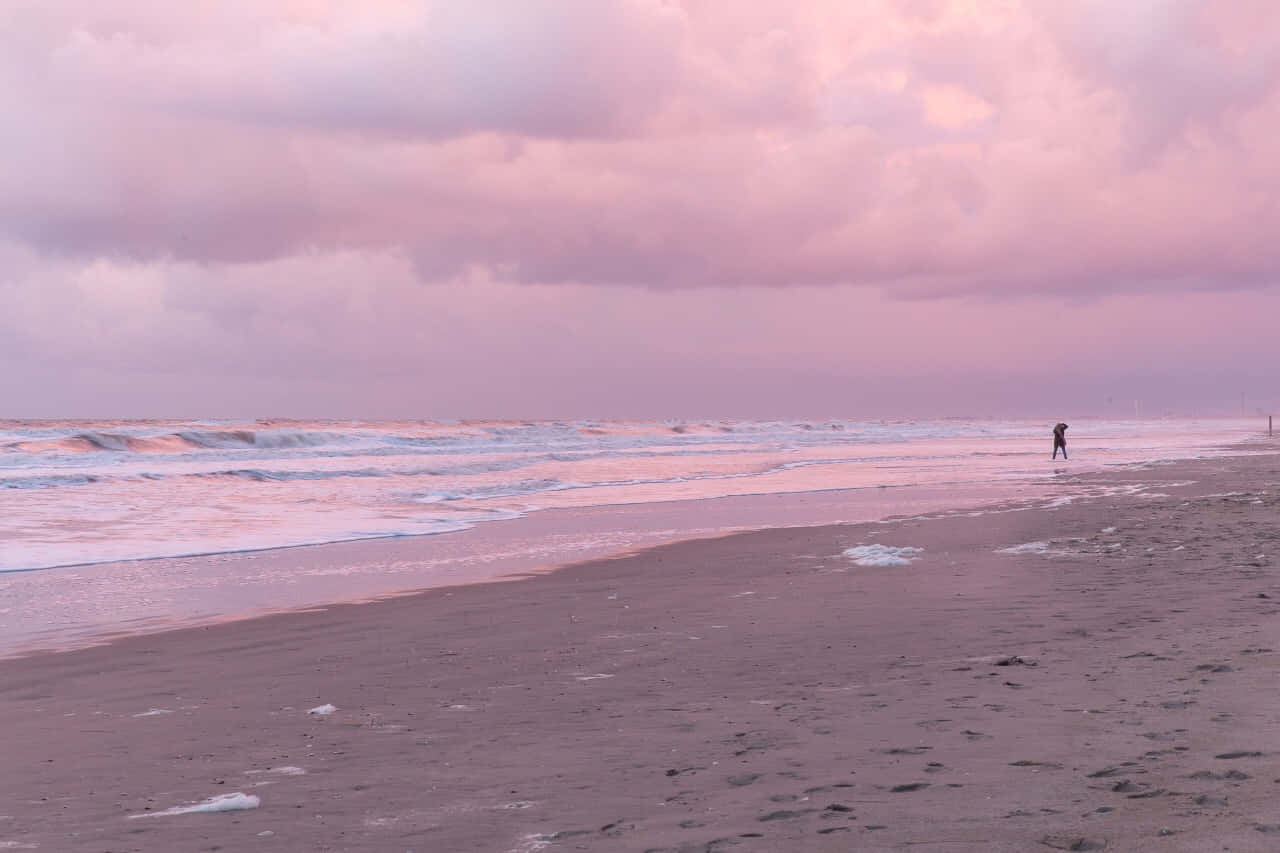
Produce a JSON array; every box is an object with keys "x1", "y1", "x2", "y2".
[
  {"x1": 803, "y1": 782, "x2": 854, "y2": 794},
  {"x1": 1194, "y1": 794, "x2": 1228, "y2": 807},
  {"x1": 759, "y1": 809, "x2": 817, "y2": 821},
  {"x1": 1188, "y1": 769, "x2": 1249, "y2": 780},
  {"x1": 1009, "y1": 760, "x2": 1063, "y2": 770},
  {"x1": 1040, "y1": 834, "x2": 1106, "y2": 851},
  {"x1": 1088, "y1": 764, "x2": 1143, "y2": 778},
  {"x1": 1195, "y1": 663, "x2": 1234, "y2": 673}
]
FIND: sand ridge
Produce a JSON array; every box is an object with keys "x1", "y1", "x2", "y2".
[{"x1": 1, "y1": 451, "x2": 1279, "y2": 851}]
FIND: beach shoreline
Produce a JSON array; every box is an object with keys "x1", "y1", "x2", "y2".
[
  {"x1": 3, "y1": 448, "x2": 1280, "y2": 851},
  {"x1": 0, "y1": 478, "x2": 1063, "y2": 659}
]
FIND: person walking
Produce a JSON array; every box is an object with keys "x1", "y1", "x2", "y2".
[{"x1": 1052, "y1": 422, "x2": 1068, "y2": 460}]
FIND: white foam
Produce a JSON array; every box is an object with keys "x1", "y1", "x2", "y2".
[
  {"x1": 128, "y1": 793, "x2": 260, "y2": 819},
  {"x1": 843, "y1": 544, "x2": 923, "y2": 566},
  {"x1": 306, "y1": 703, "x2": 336, "y2": 715},
  {"x1": 998, "y1": 541, "x2": 1068, "y2": 557},
  {"x1": 246, "y1": 766, "x2": 306, "y2": 776},
  {"x1": 998, "y1": 542, "x2": 1050, "y2": 555},
  {"x1": 1102, "y1": 526, "x2": 1117, "y2": 533},
  {"x1": 509, "y1": 835, "x2": 553, "y2": 853},
  {"x1": 574, "y1": 673, "x2": 614, "y2": 681},
  {"x1": 132, "y1": 708, "x2": 173, "y2": 717}
]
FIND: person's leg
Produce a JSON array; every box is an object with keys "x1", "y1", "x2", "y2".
[{"x1": 1053, "y1": 443, "x2": 1059, "y2": 459}]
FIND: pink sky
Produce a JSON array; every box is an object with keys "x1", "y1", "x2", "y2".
[{"x1": 3, "y1": 0, "x2": 1279, "y2": 418}]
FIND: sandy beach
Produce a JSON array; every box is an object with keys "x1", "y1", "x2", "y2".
[{"x1": 3, "y1": 449, "x2": 1280, "y2": 852}]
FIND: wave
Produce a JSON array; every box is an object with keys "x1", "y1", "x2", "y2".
[
  {"x1": 0, "y1": 473, "x2": 101, "y2": 489},
  {"x1": 9, "y1": 428, "x2": 353, "y2": 456},
  {"x1": 1, "y1": 419, "x2": 1033, "y2": 464},
  {"x1": 409, "y1": 463, "x2": 796, "y2": 504},
  {"x1": 0, "y1": 447, "x2": 937, "y2": 493},
  {"x1": 414, "y1": 478, "x2": 580, "y2": 503},
  {"x1": 206, "y1": 467, "x2": 386, "y2": 482},
  {"x1": 28, "y1": 432, "x2": 207, "y2": 453},
  {"x1": 176, "y1": 430, "x2": 348, "y2": 450}
]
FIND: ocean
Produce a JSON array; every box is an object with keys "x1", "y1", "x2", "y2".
[{"x1": 0, "y1": 417, "x2": 1266, "y2": 655}]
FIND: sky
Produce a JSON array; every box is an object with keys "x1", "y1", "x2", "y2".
[{"x1": 3, "y1": 0, "x2": 1279, "y2": 419}]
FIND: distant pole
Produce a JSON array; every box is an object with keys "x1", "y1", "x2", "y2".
[{"x1": 1271, "y1": 415, "x2": 1274, "y2": 437}]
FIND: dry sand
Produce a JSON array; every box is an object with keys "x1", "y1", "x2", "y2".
[{"x1": 2, "y1": 451, "x2": 1280, "y2": 852}]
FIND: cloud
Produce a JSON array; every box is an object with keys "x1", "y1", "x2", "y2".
[
  {"x1": 1, "y1": 0, "x2": 1280, "y2": 298},
  {"x1": 5, "y1": 243, "x2": 1279, "y2": 417},
  {"x1": 1034, "y1": 0, "x2": 1280, "y2": 149},
  {"x1": 37, "y1": 1, "x2": 739, "y2": 138}
]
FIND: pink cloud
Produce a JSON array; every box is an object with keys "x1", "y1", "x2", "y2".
[
  {"x1": 2, "y1": 0, "x2": 1280, "y2": 299},
  {"x1": 4, "y1": 245, "x2": 1278, "y2": 417}
]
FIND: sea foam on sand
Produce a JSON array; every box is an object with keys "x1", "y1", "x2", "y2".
[
  {"x1": 246, "y1": 766, "x2": 306, "y2": 776},
  {"x1": 843, "y1": 544, "x2": 923, "y2": 566},
  {"x1": 127, "y1": 793, "x2": 260, "y2": 819},
  {"x1": 997, "y1": 541, "x2": 1055, "y2": 555}
]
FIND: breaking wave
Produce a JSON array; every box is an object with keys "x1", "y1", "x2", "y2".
[{"x1": 9, "y1": 428, "x2": 351, "y2": 455}]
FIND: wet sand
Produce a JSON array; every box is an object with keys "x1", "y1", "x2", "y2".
[{"x1": 2, "y1": 451, "x2": 1280, "y2": 852}]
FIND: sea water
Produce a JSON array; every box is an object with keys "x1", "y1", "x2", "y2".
[{"x1": 0, "y1": 417, "x2": 1265, "y2": 654}]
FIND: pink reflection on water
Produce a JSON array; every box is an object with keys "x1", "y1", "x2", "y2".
[{"x1": 2, "y1": 480, "x2": 1037, "y2": 657}]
